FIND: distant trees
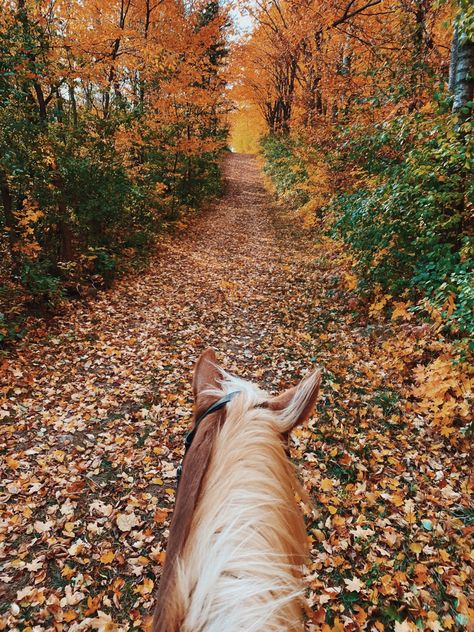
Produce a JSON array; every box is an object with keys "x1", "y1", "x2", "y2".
[{"x1": 235, "y1": 0, "x2": 454, "y2": 132}]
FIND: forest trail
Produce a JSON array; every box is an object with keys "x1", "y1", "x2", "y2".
[{"x1": 2, "y1": 154, "x2": 471, "y2": 631}]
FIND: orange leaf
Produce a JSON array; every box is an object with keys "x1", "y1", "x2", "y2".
[
  {"x1": 63, "y1": 610, "x2": 77, "y2": 622},
  {"x1": 313, "y1": 607, "x2": 326, "y2": 624},
  {"x1": 154, "y1": 507, "x2": 169, "y2": 524}
]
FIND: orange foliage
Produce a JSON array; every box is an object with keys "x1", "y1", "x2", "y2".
[
  {"x1": 229, "y1": 102, "x2": 267, "y2": 153},
  {"x1": 231, "y1": 0, "x2": 453, "y2": 135}
]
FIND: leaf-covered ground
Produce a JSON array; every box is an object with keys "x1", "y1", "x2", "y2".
[{"x1": 1, "y1": 154, "x2": 472, "y2": 631}]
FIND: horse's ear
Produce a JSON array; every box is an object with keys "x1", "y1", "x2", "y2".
[
  {"x1": 267, "y1": 367, "x2": 322, "y2": 432},
  {"x1": 193, "y1": 348, "x2": 220, "y2": 398}
]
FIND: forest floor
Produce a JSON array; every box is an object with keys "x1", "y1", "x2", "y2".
[{"x1": 1, "y1": 154, "x2": 472, "y2": 631}]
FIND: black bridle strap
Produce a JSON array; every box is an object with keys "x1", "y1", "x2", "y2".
[{"x1": 177, "y1": 390, "x2": 241, "y2": 483}]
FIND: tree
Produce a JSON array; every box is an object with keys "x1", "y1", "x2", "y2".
[
  {"x1": 450, "y1": 2, "x2": 474, "y2": 120},
  {"x1": 0, "y1": 0, "x2": 230, "y2": 318}
]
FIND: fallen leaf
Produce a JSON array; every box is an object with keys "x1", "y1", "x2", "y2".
[{"x1": 116, "y1": 512, "x2": 140, "y2": 532}]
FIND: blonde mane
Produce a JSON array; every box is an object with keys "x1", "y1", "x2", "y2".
[{"x1": 163, "y1": 372, "x2": 308, "y2": 631}]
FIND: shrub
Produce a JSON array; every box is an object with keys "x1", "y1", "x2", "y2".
[
  {"x1": 330, "y1": 112, "x2": 473, "y2": 339},
  {"x1": 260, "y1": 110, "x2": 473, "y2": 342}
]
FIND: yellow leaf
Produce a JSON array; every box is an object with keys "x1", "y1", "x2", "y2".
[
  {"x1": 343, "y1": 272, "x2": 358, "y2": 291},
  {"x1": 135, "y1": 577, "x2": 154, "y2": 595},
  {"x1": 392, "y1": 493, "x2": 404, "y2": 507},
  {"x1": 410, "y1": 542, "x2": 422, "y2": 555},
  {"x1": 312, "y1": 529, "x2": 326, "y2": 542},
  {"x1": 61, "y1": 564, "x2": 75, "y2": 579},
  {"x1": 439, "y1": 549, "x2": 450, "y2": 562},
  {"x1": 442, "y1": 614, "x2": 454, "y2": 629},
  {"x1": 369, "y1": 294, "x2": 391, "y2": 317},
  {"x1": 53, "y1": 450, "x2": 65, "y2": 462},
  {"x1": 100, "y1": 550, "x2": 115, "y2": 564},
  {"x1": 332, "y1": 616, "x2": 345, "y2": 632},
  {"x1": 320, "y1": 478, "x2": 333, "y2": 492},
  {"x1": 391, "y1": 301, "x2": 413, "y2": 321}
]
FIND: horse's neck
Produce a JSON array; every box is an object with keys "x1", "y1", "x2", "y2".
[{"x1": 167, "y1": 402, "x2": 307, "y2": 631}]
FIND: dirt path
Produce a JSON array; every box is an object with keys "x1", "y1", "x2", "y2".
[{"x1": 1, "y1": 154, "x2": 472, "y2": 631}]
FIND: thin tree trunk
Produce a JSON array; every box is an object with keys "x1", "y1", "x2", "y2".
[
  {"x1": 103, "y1": 0, "x2": 132, "y2": 119},
  {"x1": 448, "y1": 28, "x2": 459, "y2": 94},
  {"x1": 69, "y1": 83, "x2": 78, "y2": 127},
  {"x1": 17, "y1": 0, "x2": 49, "y2": 121},
  {"x1": 140, "y1": 0, "x2": 152, "y2": 105},
  {"x1": 451, "y1": 30, "x2": 474, "y2": 119},
  {"x1": 51, "y1": 170, "x2": 74, "y2": 263},
  {"x1": 0, "y1": 171, "x2": 21, "y2": 273}
]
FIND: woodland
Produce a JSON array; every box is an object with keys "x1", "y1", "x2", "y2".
[{"x1": 0, "y1": 0, "x2": 473, "y2": 630}]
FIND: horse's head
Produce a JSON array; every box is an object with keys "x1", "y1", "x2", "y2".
[
  {"x1": 193, "y1": 347, "x2": 322, "y2": 436},
  {"x1": 153, "y1": 349, "x2": 322, "y2": 632}
]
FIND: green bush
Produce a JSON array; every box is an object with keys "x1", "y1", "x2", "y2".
[
  {"x1": 88, "y1": 248, "x2": 117, "y2": 288},
  {"x1": 260, "y1": 135, "x2": 310, "y2": 207},
  {"x1": 260, "y1": 110, "x2": 473, "y2": 342},
  {"x1": 330, "y1": 113, "x2": 473, "y2": 338},
  {"x1": 20, "y1": 261, "x2": 62, "y2": 304}
]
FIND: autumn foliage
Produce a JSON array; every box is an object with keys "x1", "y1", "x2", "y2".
[
  {"x1": 1, "y1": 155, "x2": 472, "y2": 631},
  {"x1": 232, "y1": 0, "x2": 473, "y2": 434},
  {"x1": 0, "y1": 0, "x2": 229, "y2": 339},
  {"x1": 0, "y1": 1, "x2": 473, "y2": 630}
]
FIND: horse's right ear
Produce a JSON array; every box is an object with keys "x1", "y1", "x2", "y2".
[
  {"x1": 192, "y1": 348, "x2": 220, "y2": 398},
  {"x1": 267, "y1": 367, "x2": 322, "y2": 432}
]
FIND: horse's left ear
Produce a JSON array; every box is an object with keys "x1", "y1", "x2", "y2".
[
  {"x1": 267, "y1": 367, "x2": 322, "y2": 432},
  {"x1": 193, "y1": 348, "x2": 221, "y2": 399}
]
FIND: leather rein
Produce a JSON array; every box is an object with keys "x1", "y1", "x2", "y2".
[{"x1": 176, "y1": 390, "x2": 241, "y2": 483}]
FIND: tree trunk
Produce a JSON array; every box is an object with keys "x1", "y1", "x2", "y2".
[
  {"x1": 58, "y1": 220, "x2": 74, "y2": 262},
  {"x1": 0, "y1": 171, "x2": 21, "y2": 273},
  {"x1": 449, "y1": 22, "x2": 473, "y2": 232},
  {"x1": 448, "y1": 28, "x2": 459, "y2": 94},
  {"x1": 408, "y1": 0, "x2": 427, "y2": 112},
  {"x1": 451, "y1": 28, "x2": 474, "y2": 120}
]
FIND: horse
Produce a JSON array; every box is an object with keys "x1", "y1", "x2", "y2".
[{"x1": 152, "y1": 348, "x2": 322, "y2": 632}]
